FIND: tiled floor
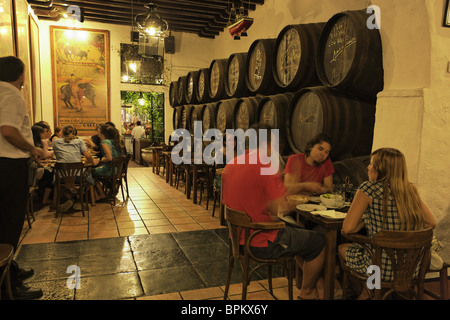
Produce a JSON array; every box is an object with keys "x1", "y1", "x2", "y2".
[
  {"x1": 14, "y1": 161, "x2": 448, "y2": 300},
  {"x1": 15, "y1": 161, "x2": 293, "y2": 300}
]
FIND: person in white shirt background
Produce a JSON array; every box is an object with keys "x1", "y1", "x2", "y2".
[{"x1": 131, "y1": 120, "x2": 146, "y2": 140}]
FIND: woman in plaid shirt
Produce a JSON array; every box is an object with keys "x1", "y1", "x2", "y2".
[{"x1": 338, "y1": 148, "x2": 436, "y2": 299}]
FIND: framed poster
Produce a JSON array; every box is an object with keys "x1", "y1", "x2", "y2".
[
  {"x1": 444, "y1": 0, "x2": 450, "y2": 27},
  {"x1": 50, "y1": 26, "x2": 110, "y2": 136},
  {"x1": 29, "y1": 14, "x2": 42, "y2": 122},
  {"x1": 14, "y1": 0, "x2": 34, "y2": 123},
  {"x1": 0, "y1": 0, "x2": 15, "y2": 57}
]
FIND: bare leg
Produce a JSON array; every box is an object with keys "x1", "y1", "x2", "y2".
[{"x1": 297, "y1": 247, "x2": 325, "y2": 299}]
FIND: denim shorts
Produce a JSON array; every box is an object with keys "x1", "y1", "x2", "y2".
[{"x1": 250, "y1": 226, "x2": 325, "y2": 262}]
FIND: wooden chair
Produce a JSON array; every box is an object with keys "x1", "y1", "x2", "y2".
[
  {"x1": 339, "y1": 227, "x2": 433, "y2": 300},
  {"x1": 98, "y1": 156, "x2": 127, "y2": 206},
  {"x1": 223, "y1": 206, "x2": 295, "y2": 300},
  {"x1": 0, "y1": 244, "x2": 15, "y2": 300},
  {"x1": 198, "y1": 164, "x2": 215, "y2": 209},
  {"x1": 424, "y1": 262, "x2": 449, "y2": 300},
  {"x1": 54, "y1": 162, "x2": 90, "y2": 217},
  {"x1": 26, "y1": 165, "x2": 39, "y2": 228},
  {"x1": 120, "y1": 154, "x2": 132, "y2": 201}
]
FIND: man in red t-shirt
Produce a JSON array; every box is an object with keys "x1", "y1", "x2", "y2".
[
  {"x1": 284, "y1": 133, "x2": 334, "y2": 195},
  {"x1": 222, "y1": 124, "x2": 325, "y2": 300}
]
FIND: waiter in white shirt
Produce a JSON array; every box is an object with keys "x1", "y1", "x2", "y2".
[
  {"x1": 131, "y1": 120, "x2": 146, "y2": 140},
  {"x1": 0, "y1": 56, "x2": 45, "y2": 299}
]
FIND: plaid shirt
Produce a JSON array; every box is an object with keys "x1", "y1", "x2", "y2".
[{"x1": 345, "y1": 180, "x2": 400, "y2": 282}]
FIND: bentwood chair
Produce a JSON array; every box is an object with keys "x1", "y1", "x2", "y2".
[
  {"x1": 120, "y1": 154, "x2": 132, "y2": 201},
  {"x1": 54, "y1": 162, "x2": 90, "y2": 217},
  {"x1": 98, "y1": 156, "x2": 127, "y2": 205},
  {"x1": 223, "y1": 206, "x2": 295, "y2": 300},
  {"x1": 0, "y1": 244, "x2": 14, "y2": 300},
  {"x1": 339, "y1": 227, "x2": 433, "y2": 300}
]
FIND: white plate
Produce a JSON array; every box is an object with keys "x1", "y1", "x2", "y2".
[
  {"x1": 323, "y1": 204, "x2": 345, "y2": 209},
  {"x1": 315, "y1": 210, "x2": 347, "y2": 220},
  {"x1": 296, "y1": 204, "x2": 327, "y2": 212}
]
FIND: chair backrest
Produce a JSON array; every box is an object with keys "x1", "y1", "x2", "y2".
[
  {"x1": 54, "y1": 162, "x2": 85, "y2": 188},
  {"x1": 371, "y1": 227, "x2": 433, "y2": 293},
  {"x1": 225, "y1": 206, "x2": 285, "y2": 261},
  {"x1": 111, "y1": 156, "x2": 127, "y2": 182},
  {"x1": 122, "y1": 154, "x2": 131, "y2": 177}
]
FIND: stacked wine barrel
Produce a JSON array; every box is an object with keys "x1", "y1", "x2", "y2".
[{"x1": 170, "y1": 9, "x2": 383, "y2": 161}]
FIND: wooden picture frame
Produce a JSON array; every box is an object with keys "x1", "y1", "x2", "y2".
[
  {"x1": 50, "y1": 26, "x2": 110, "y2": 136},
  {"x1": 14, "y1": 0, "x2": 34, "y2": 124},
  {"x1": 444, "y1": 0, "x2": 450, "y2": 27},
  {"x1": 0, "y1": 0, "x2": 16, "y2": 57},
  {"x1": 29, "y1": 14, "x2": 43, "y2": 122}
]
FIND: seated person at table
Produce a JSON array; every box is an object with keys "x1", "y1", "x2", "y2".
[
  {"x1": 85, "y1": 124, "x2": 104, "y2": 157},
  {"x1": 50, "y1": 127, "x2": 62, "y2": 142},
  {"x1": 31, "y1": 125, "x2": 54, "y2": 205},
  {"x1": 338, "y1": 148, "x2": 436, "y2": 300},
  {"x1": 91, "y1": 124, "x2": 123, "y2": 201},
  {"x1": 222, "y1": 123, "x2": 326, "y2": 300},
  {"x1": 52, "y1": 125, "x2": 99, "y2": 212},
  {"x1": 284, "y1": 133, "x2": 334, "y2": 195}
]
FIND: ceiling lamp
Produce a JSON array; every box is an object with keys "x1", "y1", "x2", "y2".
[{"x1": 135, "y1": 1, "x2": 168, "y2": 37}]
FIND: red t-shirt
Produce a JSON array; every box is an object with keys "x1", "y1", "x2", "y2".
[
  {"x1": 284, "y1": 153, "x2": 334, "y2": 183},
  {"x1": 222, "y1": 150, "x2": 286, "y2": 247}
]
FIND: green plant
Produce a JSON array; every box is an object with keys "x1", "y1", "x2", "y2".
[{"x1": 121, "y1": 91, "x2": 165, "y2": 142}]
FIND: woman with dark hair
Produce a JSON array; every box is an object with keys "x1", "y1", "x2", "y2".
[
  {"x1": 31, "y1": 125, "x2": 54, "y2": 205},
  {"x1": 284, "y1": 133, "x2": 335, "y2": 195},
  {"x1": 50, "y1": 127, "x2": 62, "y2": 142},
  {"x1": 91, "y1": 124, "x2": 123, "y2": 200}
]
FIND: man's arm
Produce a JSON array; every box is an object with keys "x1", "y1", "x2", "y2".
[{"x1": 0, "y1": 125, "x2": 44, "y2": 159}]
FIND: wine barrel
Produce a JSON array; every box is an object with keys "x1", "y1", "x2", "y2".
[
  {"x1": 273, "y1": 23, "x2": 325, "y2": 90},
  {"x1": 246, "y1": 38, "x2": 281, "y2": 95},
  {"x1": 201, "y1": 102, "x2": 217, "y2": 134},
  {"x1": 180, "y1": 105, "x2": 193, "y2": 131},
  {"x1": 215, "y1": 98, "x2": 239, "y2": 134},
  {"x1": 209, "y1": 58, "x2": 228, "y2": 101},
  {"x1": 225, "y1": 52, "x2": 250, "y2": 98},
  {"x1": 177, "y1": 76, "x2": 188, "y2": 106},
  {"x1": 169, "y1": 81, "x2": 179, "y2": 107},
  {"x1": 186, "y1": 70, "x2": 200, "y2": 104},
  {"x1": 315, "y1": 9, "x2": 384, "y2": 98},
  {"x1": 286, "y1": 86, "x2": 376, "y2": 161},
  {"x1": 196, "y1": 68, "x2": 212, "y2": 104},
  {"x1": 188, "y1": 104, "x2": 203, "y2": 133},
  {"x1": 256, "y1": 92, "x2": 295, "y2": 155},
  {"x1": 172, "y1": 106, "x2": 182, "y2": 130},
  {"x1": 233, "y1": 96, "x2": 264, "y2": 131}
]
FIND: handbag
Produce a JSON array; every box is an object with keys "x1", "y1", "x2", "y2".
[{"x1": 429, "y1": 236, "x2": 444, "y2": 271}]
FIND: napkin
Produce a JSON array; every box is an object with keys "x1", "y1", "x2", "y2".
[{"x1": 311, "y1": 210, "x2": 335, "y2": 216}]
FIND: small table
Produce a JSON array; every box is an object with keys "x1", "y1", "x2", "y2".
[{"x1": 295, "y1": 205, "x2": 347, "y2": 300}]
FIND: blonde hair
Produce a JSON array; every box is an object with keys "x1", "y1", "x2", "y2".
[
  {"x1": 371, "y1": 148, "x2": 424, "y2": 231},
  {"x1": 62, "y1": 125, "x2": 77, "y2": 143}
]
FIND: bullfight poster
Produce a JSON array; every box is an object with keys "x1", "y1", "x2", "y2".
[{"x1": 50, "y1": 26, "x2": 110, "y2": 136}]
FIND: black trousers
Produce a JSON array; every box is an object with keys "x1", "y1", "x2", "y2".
[{"x1": 0, "y1": 157, "x2": 28, "y2": 251}]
